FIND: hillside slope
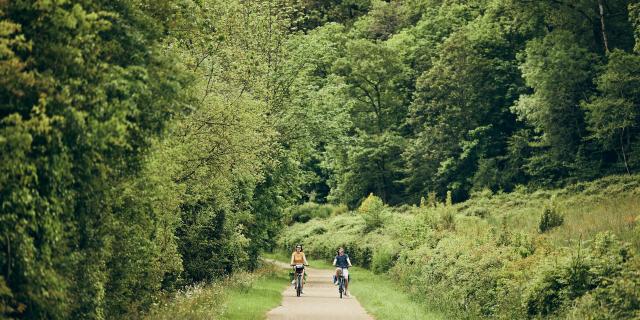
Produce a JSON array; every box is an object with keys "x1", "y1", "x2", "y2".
[{"x1": 280, "y1": 174, "x2": 640, "y2": 319}]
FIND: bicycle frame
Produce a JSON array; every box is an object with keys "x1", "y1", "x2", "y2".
[
  {"x1": 296, "y1": 271, "x2": 303, "y2": 297},
  {"x1": 337, "y1": 274, "x2": 345, "y2": 298},
  {"x1": 293, "y1": 264, "x2": 304, "y2": 297}
]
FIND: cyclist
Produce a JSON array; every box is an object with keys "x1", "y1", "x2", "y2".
[
  {"x1": 290, "y1": 244, "x2": 308, "y2": 292},
  {"x1": 332, "y1": 247, "x2": 352, "y2": 296}
]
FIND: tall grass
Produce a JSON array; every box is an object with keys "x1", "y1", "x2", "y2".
[
  {"x1": 145, "y1": 263, "x2": 287, "y2": 320},
  {"x1": 279, "y1": 174, "x2": 640, "y2": 319},
  {"x1": 348, "y1": 267, "x2": 445, "y2": 320},
  {"x1": 221, "y1": 267, "x2": 288, "y2": 320},
  {"x1": 145, "y1": 282, "x2": 227, "y2": 320}
]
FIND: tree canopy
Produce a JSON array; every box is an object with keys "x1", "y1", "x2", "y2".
[{"x1": 1, "y1": 0, "x2": 640, "y2": 318}]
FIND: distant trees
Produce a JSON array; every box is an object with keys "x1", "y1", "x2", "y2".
[
  {"x1": 288, "y1": 0, "x2": 640, "y2": 205},
  {"x1": 513, "y1": 30, "x2": 597, "y2": 180},
  {"x1": 584, "y1": 50, "x2": 640, "y2": 174},
  {"x1": 297, "y1": 0, "x2": 372, "y2": 30}
]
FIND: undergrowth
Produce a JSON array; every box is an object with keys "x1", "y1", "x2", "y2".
[
  {"x1": 145, "y1": 263, "x2": 285, "y2": 320},
  {"x1": 280, "y1": 174, "x2": 640, "y2": 319}
]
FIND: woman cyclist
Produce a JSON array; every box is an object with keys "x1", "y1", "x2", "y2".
[{"x1": 290, "y1": 244, "x2": 308, "y2": 292}]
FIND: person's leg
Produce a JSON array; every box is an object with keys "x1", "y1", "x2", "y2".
[{"x1": 343, "y1": 268, "x2": 349, "y2": 295}]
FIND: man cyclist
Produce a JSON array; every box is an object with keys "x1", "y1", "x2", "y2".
[
  {"x1": 290, "y1": 244, "x2": 308, "y2": 293},
  {"x1": 332, "y1": 247, "x2": 352, "y2": 296}
]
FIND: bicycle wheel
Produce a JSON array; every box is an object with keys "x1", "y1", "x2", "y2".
[
  {"x1": 296, "y1": 274, "x2": 301, "y2": 297},
  {"x1": 338, "y1": 278, "x2": 343, "y2": 299}
]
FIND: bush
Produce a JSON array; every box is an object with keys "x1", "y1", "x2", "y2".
[
  {"x1": 569, "y1": 257, "x2": 640, "y2": 319},
  {"x1": 371, "y1": 245, "x2": 400, "y2": 274},
  {"x1": 332, "y1": 204, "x2": 349, "y2": 216},
  {"x1": 525, "y1": 232, "x2": 634, "y2": 317},
  {"x1": 438, "y1": 209, "x2": 456, "y2": 231},
  {"x1": 285, "y1": 203, "x2": 340, "y2": 224},
  {"x1": 466, "y1": 206, "x2": 489, "y2": 218},
  {"x1": 359, "y1": 194, "x2": 386, "y2": 232},
  {"x1": 524, "y1": 255, "x2": 592, "y2": 317},
  {"x1": 539, "y1": 205, "x2": 564, "y2": 233}
]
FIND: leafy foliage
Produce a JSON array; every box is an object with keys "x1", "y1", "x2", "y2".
[
  {"x1": 4, "y1": 0, "x2": 640, "y2": 318},
  {"x1": 1, "y1": 0, "x2": 307, "y2": 318},
  {"x1": 283, "y1": 175, "x2": 640, "y2": 319},
  {"x1": 358, "y1": 193, "x2": 386, "y2": 232},
  {"x1": 287, "y1": 0, "x2": 640, "y2": 205},
  {"x1": 539, "y1": 204, "x2": 565, "y2": 233}
]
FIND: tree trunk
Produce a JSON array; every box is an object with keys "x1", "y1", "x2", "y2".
[
  {"x1": 620, "y1": 128, "x2": 630, "y2": 175},
  {"x1": 598, "y1": 0, "x2": 610, "y2": 53}
]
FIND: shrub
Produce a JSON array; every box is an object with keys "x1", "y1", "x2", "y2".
[
  {"x1": 525, "y1": 233, "x2": 633, "y2": 317},
  {"x1": 569, "y1": 257, "x2": 640, "y2": 319},
  {"x1": 427, "y1": 192, "x2": 438, "y2": 207},
  {"x1": 310, "y1": 226, "x2": 327, "y2": 235},
  {"x1": 466, "y1": 206, "x2": 489, "y2": 218},
  {"x1": 538, "y1": 205, "x2": 564, "y2": 233},
  {"x1": 359, "y1": 194, "x2": 386, "y2": 232},
  {"x1": 421, "y1": 205, "x2": 456, "y2": 231},
  {"x1": 446, "y1": 190, "x2": 453, "y2": 207},
  {"x1": 524, "y1": 254, "x2": 593, "y2": 317},
  {"x1": 285, "y1": 202, "x2": 337, "y2": 224},
  {"x1": 281, "y1": 175, "x2": 640, "y2": 319},
  {"x1": 332, "y1": 204, "x2": 349, "y2": 216},
  {"x1": 438, "y1": 209, "x2": 456, "y2": 231},
  {"x1": 371, "y1": 245, "x2": 400, "y2": 274}
]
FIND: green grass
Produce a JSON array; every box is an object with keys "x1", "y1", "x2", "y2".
[
  {"x1": 264, "y1": 250, "x2": 445, "y2": 320},
  {"x1": 146, "y1": 263, "x2": 288, "y2": 320},
  {"x1": 221, "y1": 267, "x2": 288, "y2": 320},
  {"x1": 348, "y1": 267, "x2": 445, "y2": 320},
  {"x1": 145, "y1": 283, "x2": 227, "y2": 320}
]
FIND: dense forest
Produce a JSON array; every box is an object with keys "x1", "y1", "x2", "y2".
[{"x1": 1, "y1": 0, "x2": 640, "y2": 319}]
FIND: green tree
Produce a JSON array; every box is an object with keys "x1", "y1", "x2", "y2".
[
  {"x1": 297, "y1": 0, "x2": 372, "y2": 30},
  {"x1": 512, "y1": 30, "x2": 597, "y2": 180},
  {"x1": 584, "y1": 50, "x2": 640, "y2": 174},
  {"x1": 1, "y1": 0, "x2": 196, "y2": 317},
  {"x1": 405, "y1": 12, "x2": 524, "y2": 200}
]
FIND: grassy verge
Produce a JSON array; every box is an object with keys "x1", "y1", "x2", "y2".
[
  {"x1": 348, "y1": 267, "x2": 445, "y2": 320},
  {"x1": 146, "y1": 263, "x2": 287, "y2": 320},
  {"x1": 264, "y1": 251, "x2": 445, "y2": 320},
  {"x1": 221, "y1": 266, "x2": 288, "y2": 320}
]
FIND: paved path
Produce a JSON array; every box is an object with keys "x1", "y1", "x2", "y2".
[{"x1": 266, "y1": 260, "x2": 373, "y2": 320}]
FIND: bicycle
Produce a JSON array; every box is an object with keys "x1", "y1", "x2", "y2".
[
  {"x1": 335, "y1": 268, "x2": 349, "y2": 298},
  {"x1": 291, "y1": 264, "x2": 306, "y2": 297},
  {"x1": 337, "y1": 273, "x2": 345, "y2": 298}
]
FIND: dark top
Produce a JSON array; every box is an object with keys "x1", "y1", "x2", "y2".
[{"x1": 335, "y1": 254, "x2": 350, "y2": 268}]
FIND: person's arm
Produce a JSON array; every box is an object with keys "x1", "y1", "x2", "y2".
[
  {"x1": 332, "y1": 257, "x2": 337, "y2": 266},
  {"x1": 302, "y1": 252, "x2": 308, "y2": 265},
  {"x1": 290, "y1": 253, "x2": 294, "y2": 266},
  {"x1": 347, "y1": 256, "x2": 352, "y2": 267}
]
